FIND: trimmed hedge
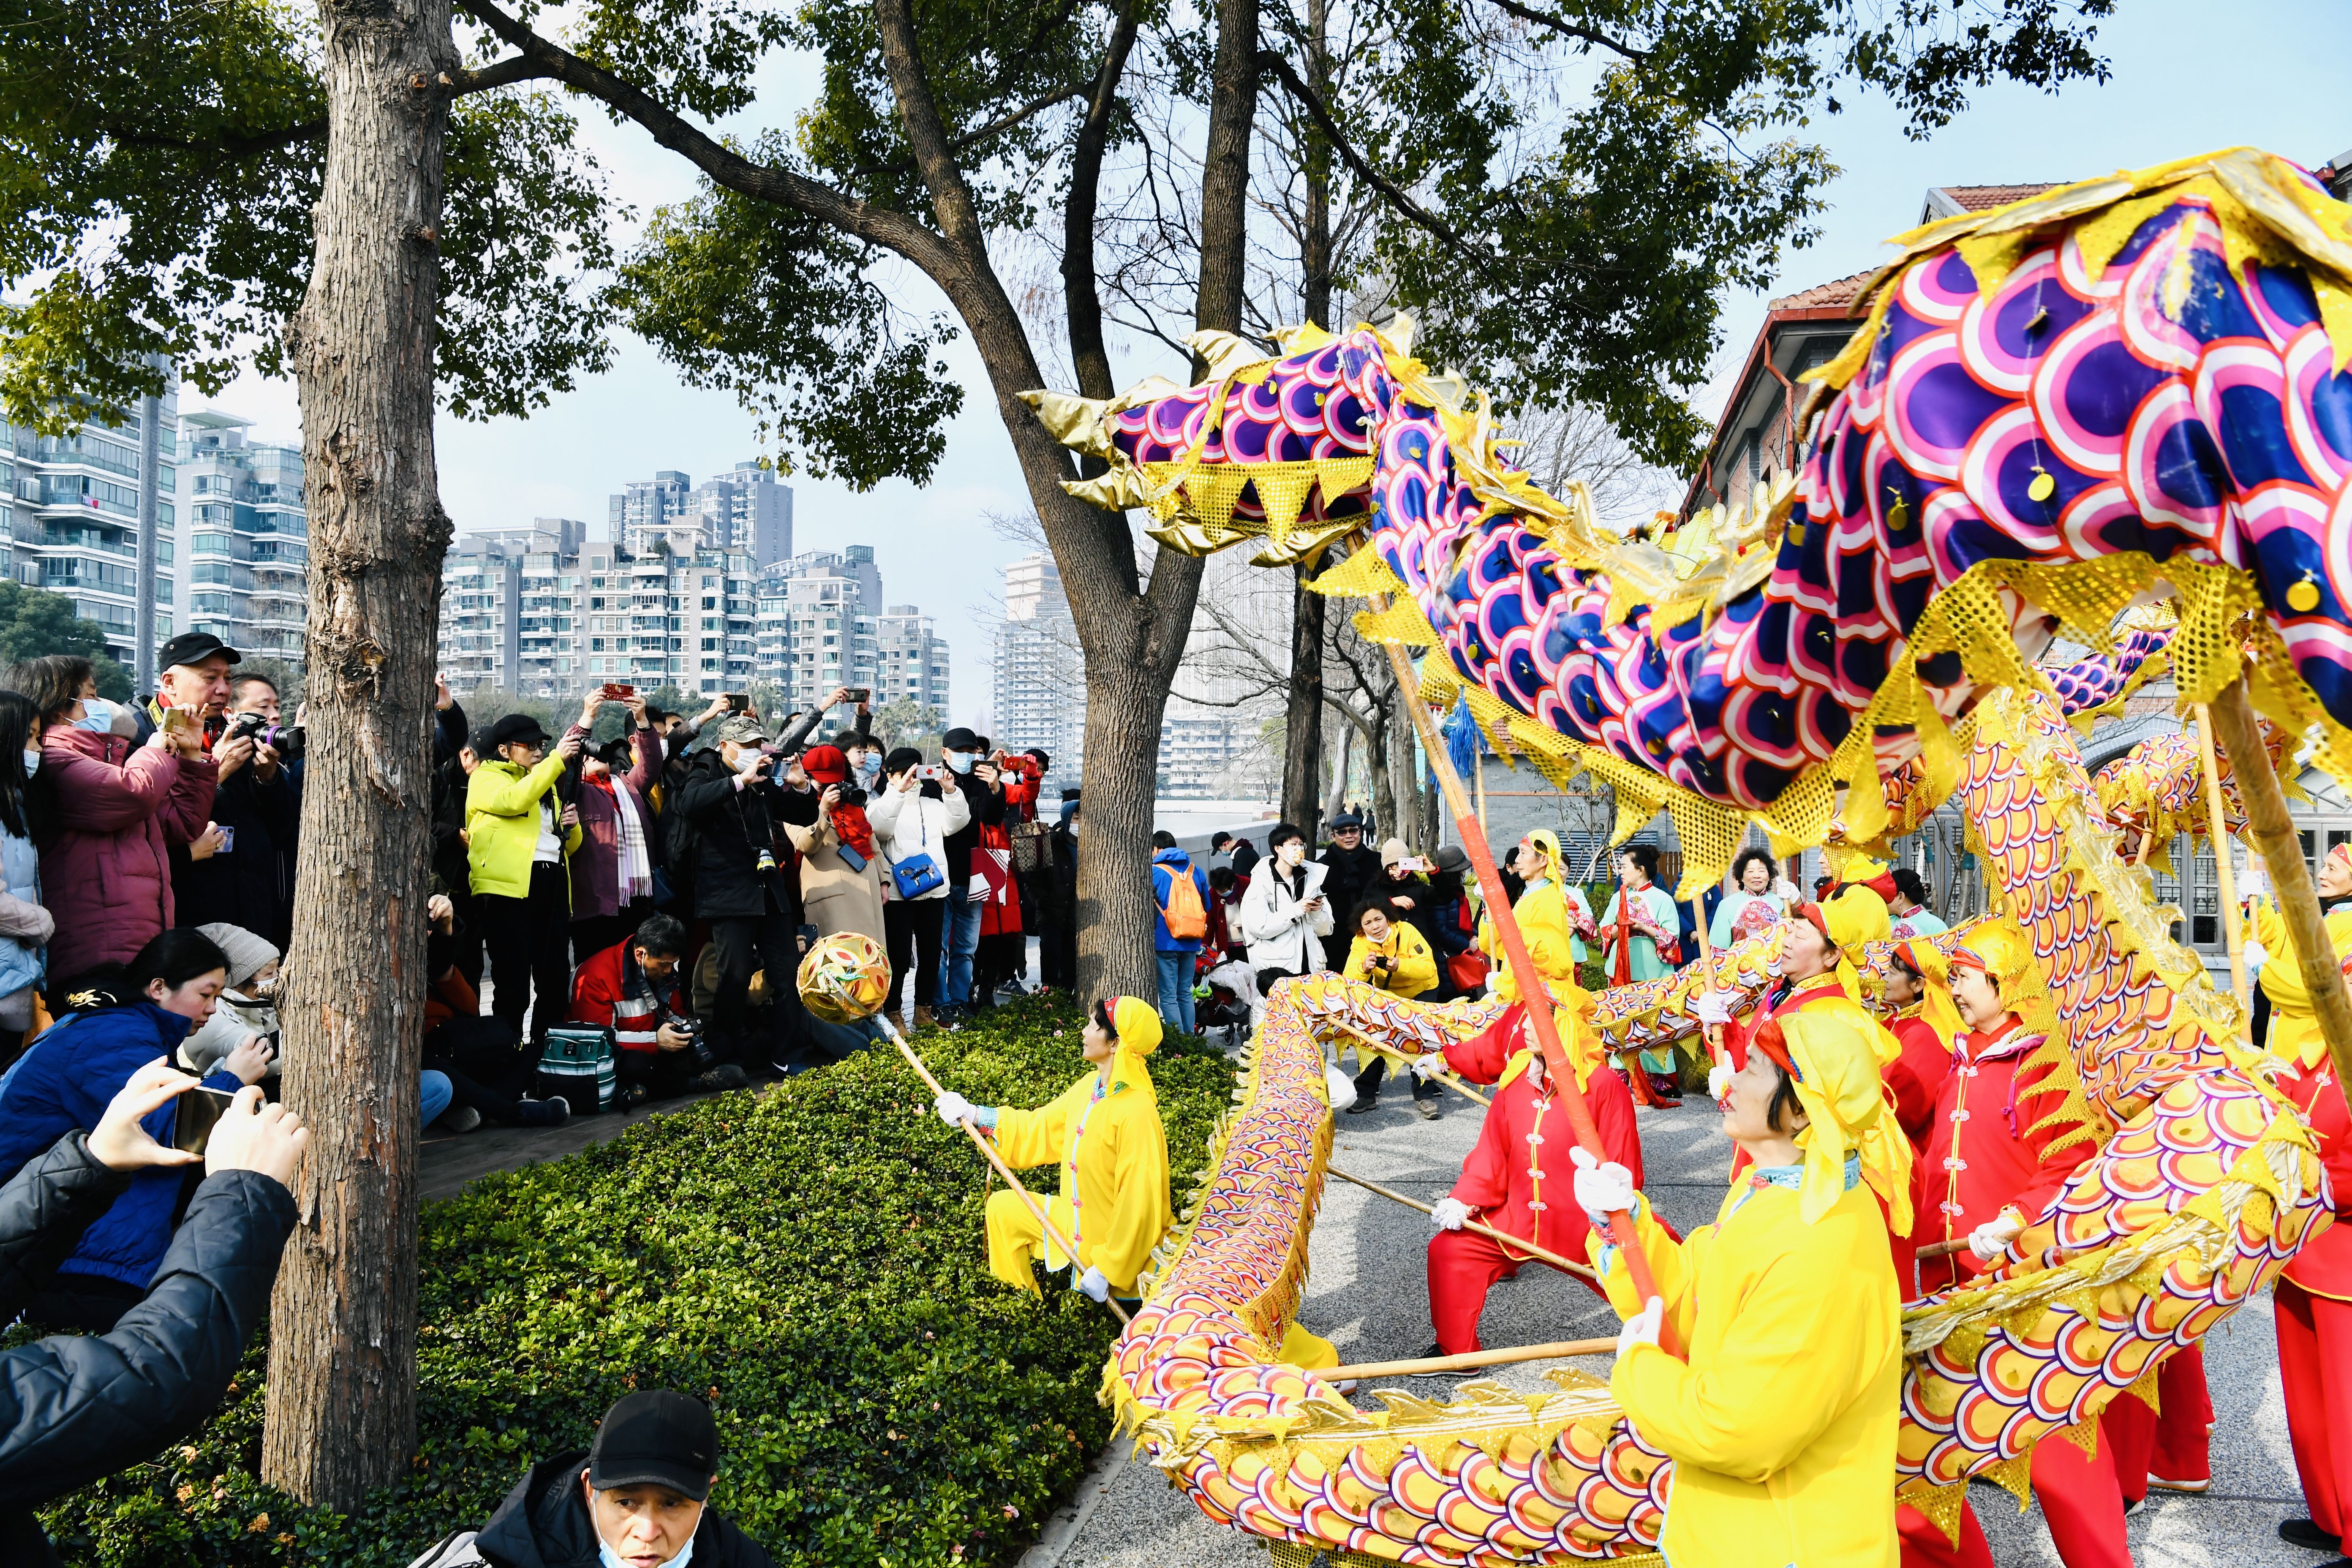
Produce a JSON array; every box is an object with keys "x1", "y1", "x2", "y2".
[{"x1": 37, "y1": 996, "x2": 1235, "y2": 1566}]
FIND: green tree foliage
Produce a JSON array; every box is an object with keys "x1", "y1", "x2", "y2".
[
  {"x1": 0, "y1": 580, "x2": 132, "y2": 697},
  {"x1": 0, "y1": 0, "x2": 616, "y2": 433}
]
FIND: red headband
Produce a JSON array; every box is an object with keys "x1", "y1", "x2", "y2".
[
  {"x1": 1791, "y1": 901, "x2": 1832, "y2": 941},
  {"x1": 1737, "y1": 1018, "x2": 1802, "y2": 1083},
  {"x1": 1947, "y1": 945, "x2": 1993, "y2": 976}
]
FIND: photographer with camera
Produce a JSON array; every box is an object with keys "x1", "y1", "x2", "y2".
[
  {"x1": 869, "y1": 748, "x2": 969, "y2": 1032},
  {"x1": 22, "y1": 654, "x2": 218, "y2": 981},
  {"x1": 0, "y1": 1061, "x2": 308, "y2": 1565},
  {"x1": 674, "y1": 714, "x2": 811, "y2": 1075},
  {"x1": 564, "y1": 689, "x2": 665, "y2": 963},
  {"x1": 786, "y1": 745, "x2": 884, "y2": 945},
  {"x1": 468, "y1": 714, "x2": 585, "y2": 1044},
  {"x1": 174, "y1": 671, "x2": 300, "y2": 946},
  {"x1": 0, "y1": 929, "x2": 274, "y2": 1331},
  {"x1": 569, "y1": 913, "x2": 730, "y2": 1105}
]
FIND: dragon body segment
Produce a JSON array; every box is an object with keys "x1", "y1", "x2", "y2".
[{"x1": 1042, "y1": 150, "x2": 2352, "y2": 1566}]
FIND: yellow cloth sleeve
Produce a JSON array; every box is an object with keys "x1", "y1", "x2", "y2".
[
  {"x1": 1084, "y1": 1102, "x2": 1173, "y2": 1294},
  {"x1": 991, "y1": 1078, "x2": 1083, "y2": 1171},
  {"x1": 1585, "y1": 1196, "x2": 1694, "y2": 1337}
]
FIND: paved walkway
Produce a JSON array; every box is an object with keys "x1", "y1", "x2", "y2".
[{"x1": 1043, "y1": 1081, "x2": 2325, "y2": 1568}]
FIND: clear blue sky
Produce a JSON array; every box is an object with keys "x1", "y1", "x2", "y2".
[{"x1": 205, "y1": 0, "x2": 2349, "y2": 727}]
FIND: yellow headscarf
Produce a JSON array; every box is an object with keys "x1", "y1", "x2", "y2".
[
  {"x1": 1950, "y1": 918, "x2": 2057, "y2": 1043},
  {"x1": 1495, "y1": 988, "x2": 1607, "y2": 1094},
  {"x1": 1522, "y1": 828, "x2": 1565, "y2": 885},
  {"x1": 1107, "y1": 996, "x2": 1163, "y2": 1098},
  {"x1": 1812, "y1": 884, "x2": 1891, "y2": 1004},
  {"x1": 1769, "y1": 1008, "x2": 1916, "y2": 1233},
  {"x1": 1890, "y1": 936, "x2": 1964, "y2": 1050}
]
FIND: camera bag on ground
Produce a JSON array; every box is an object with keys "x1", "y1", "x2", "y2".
[{"x1": 535, "y1": 1026, "x2": 616, "y2": 1114}]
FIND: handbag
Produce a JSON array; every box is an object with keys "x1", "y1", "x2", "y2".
[
  {"x1": 535, "y1": 1026, "x2": 616, "y2": 1114},
  {"x1": 888, "y1": 796, "x2": 945, "y2": 899},
  {"x1": 1446, "y1": 950, "x2": 1490, "y2": 993}
]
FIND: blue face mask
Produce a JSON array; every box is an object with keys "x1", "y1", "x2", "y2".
[
  {"x1": 20, "y1": 749, "x2": 37, "y2": 777},
  {"x1": 944, "y1": 751, "x2": 975, "y2": 775},
  {"x1": 74, "y1": 698, "x2": 116, "y2": 733}
]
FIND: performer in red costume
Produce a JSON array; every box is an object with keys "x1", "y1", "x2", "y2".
[
  {"x1": 1417, "y1": 994, "x2": 1641, "y2": 1356},
  {"x1": 1881, "y1": 936, "x2": 1963, "y2": 1152},
  {"x1": 2266, "y1": 1006, "x2": 2352, "y2": 1558},
  {"x1": 1910, "y1": 922, "x2": 2127, "y2": 1568}
]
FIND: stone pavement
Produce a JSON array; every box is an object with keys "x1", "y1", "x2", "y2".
[{"x1": 1037, "y1": 1077, "x2": 2328, "y2": 1568}]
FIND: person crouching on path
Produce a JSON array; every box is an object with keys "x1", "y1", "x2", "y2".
[
  {"x1": 1420, "y1": 992, "x2": 1639, "y2": 1355},
  {"x1": 934, "y1": 996, "x2": 1172, "y2": 1311},
  {"x1": 1576, "y1": 977, "x2": 1913, "y2": 1568},
  {"x1": 1345, "y1": 895, "x2": 1445, "y2": 1119}
]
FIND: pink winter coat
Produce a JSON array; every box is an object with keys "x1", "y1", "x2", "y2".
[{"x1": 39, "y1": 727, "x2": 218, "y2": 978}]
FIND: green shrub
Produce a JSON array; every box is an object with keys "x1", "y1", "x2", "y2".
[{"x1": 38, "y1": 996, "x2": 1235, "y2": 1566}]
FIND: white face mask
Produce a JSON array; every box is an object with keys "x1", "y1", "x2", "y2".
[
  {"x1": 20, "y1": 748, "x2": 37, "y2": 776},
  {"x1": 74, "y1": 698, "x2": 116, "y2": 733},
  {"x1": 1278, "y1": 841, "x2": 1306, "y2": 866},
  {"x1": 943, "y1": 750, "x2": 975, "y2": 775}
]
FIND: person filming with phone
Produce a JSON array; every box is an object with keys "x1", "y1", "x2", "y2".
[
  {"x1": 0, "y1": 1058, "x2": 308, "y2": 1563},
  {"x1": 932, "y1": 728, "x2": 1005, "y2": 1026},
  {"x1": 174, "y1": 669, "x2": 299, "y2": 946},
  {"x1": 468, "y1": 713, "x2": 585, "y2": 1046},
  {"x1": 869, "y1": 747, "x2": 970, "y2": 1032},
  {"x1": 0, "y1": 929, "x2": 272, "y2": 1331}
]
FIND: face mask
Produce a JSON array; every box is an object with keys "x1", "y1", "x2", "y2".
[
  {"x1": 75, "y1": 698, "x2": 116, "y2": 733},
  {"x1": 944, "y1": 751, "x2": 975, "y2": 775},
  {"x1": 1279, "y1": 841, "x2": 1305, "y2": 866},
  {"x1": 600, "y1": 1533, "x2": 695, "y2": 1568},
  {"x1": 20, "y1": 749, "x2": 37, "y2": 776}
]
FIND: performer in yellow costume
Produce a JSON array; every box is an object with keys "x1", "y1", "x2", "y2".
[
  {"x1": 1578, "y1": 958, "x2": 1914, "y2": 1568},
  {"x1": 1478, "y1": 828, "x2": 1587, "y2": 1002},
  {"x1": 931, "y1": 996, "x2": 1173, "y2": 1306}
]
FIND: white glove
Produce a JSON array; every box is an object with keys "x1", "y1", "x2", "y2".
[
  {"x1": 1324, "y1": 1064, "x2": 1358, "y2": 1111},
  {"x1": 1707, "y1": 1059, "x2": 1734, "y2": 1103},
  {"x1": 1431, "y1": 1196, "x2": 1472, "y2": 1231},
  {"x1": 2245, "y1": 939, "x2": 2268, "y2": 971},
  {"x1": 1571, "y1": 1145, "x2": 1636, "y2": 1223},
  {"x1": 1691, "y1": 991, "x2": 1734, "y2": 1027},
  {"x1": 934, "y1": 1090, "x2": 979, "y2": 1127},
  {"x1": 1617, "y1": 1295, "x2": 1663, "y2": 1356},
  {"x1": 1968, "y1": 1210, "x2": 2026, "y2": 1263},
  {"x1": 1410, "y1": 1052, "x2": 1446, "y2": 1083},
  {"x1": 1077, "y1": 1266, "x2": 1110, "y2": 1303}
]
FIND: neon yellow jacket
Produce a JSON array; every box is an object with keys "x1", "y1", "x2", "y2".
[
  {"x1": 1588, "y1": 1172, "x2": 1900, "y2": 1568},
  {"x1": 1478, "y1": 879, "x2": 1577, "y2": 1002},
  {"x1": 464, "y1": 756, "x2": 582, "y2": 900},
  {"x1": 991, "y1": 1054, "x2": 1172, "y2": 1295},
  {"x1": 2250, "y1": 896, "x2": 2352, "y2": 1069},
  {"x1": 1344, "y1": 922, "x2": 1437, "y2": 998}
]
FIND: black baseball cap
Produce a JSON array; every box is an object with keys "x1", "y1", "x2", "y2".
[
  {"x1": 159, "y1": 631, "x2": 241, "y2": 670},
  {"x1": 587, "y1": 1390, "x2": 718, "y2": 1501},
  {"x1": 488, "y1": 712, "x2": 553, "y2": 750},
  {"x1": 941, "y1": 727, "x2": 980, "y2": 751}
]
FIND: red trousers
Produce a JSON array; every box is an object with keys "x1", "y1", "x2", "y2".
[
  {"x1": 1898, "y1": 1500, "x2": 1993, "y2": 1568},
  {"x1": 1426, "y1": 1226, "x2": 1600, "y2": 1353},
  {"x1": 2277, "y1": 1279, "x2": 2352, "y2": 1538},
  {"x1": 2102, "y1": 1343, "x2": 2213, "y2": 1499},
  {"x1": 2028, "y1": 1418, "x2": 2133, "y2": 1568}
]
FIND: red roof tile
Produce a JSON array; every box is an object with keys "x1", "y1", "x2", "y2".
[
  {"x1": 1768, "y1": 269, "x2": 1874, "y2": 313},
  {"x1": 1933, "y1": 182, "x2": 2061, "y2": 212}
]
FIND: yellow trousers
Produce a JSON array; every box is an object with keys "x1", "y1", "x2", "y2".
[{"x1": 985, "y1": 1186, "x2": 1082, "y2": 1294}]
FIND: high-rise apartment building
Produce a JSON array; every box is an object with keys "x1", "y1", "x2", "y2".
[
  {"x1": 609, "y1": 463, "x2": 792, "y2": 565},
  {"x1": 438, "y1": 517, "x2": 758, "y2": 700},
  {"x1": 0, "y1": 388, "x2": 179, "y2": 678},
  {"x1": 754, "y1": 545, "x2": 947, "y2": 718},
  {"x1": 992, "y1": 552, "x2": 1083, "y2": 781},
  {"x1": 176, "y1": 410, "x2": 307, "y2": 667}
]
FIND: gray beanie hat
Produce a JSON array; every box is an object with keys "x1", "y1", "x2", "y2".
[{"x1": 196, "y1": 923, "x2": 280, "y2": 990}]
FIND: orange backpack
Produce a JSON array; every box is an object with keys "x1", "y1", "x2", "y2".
[{"x1": 1159, "y1": 862, "x2": 1209, "y2": 940}]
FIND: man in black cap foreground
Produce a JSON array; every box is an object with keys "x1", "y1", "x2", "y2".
[{"x1": 414, "y1": 1390, "x2": 773, "y2": 1567}]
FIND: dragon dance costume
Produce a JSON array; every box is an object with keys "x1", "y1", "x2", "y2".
[
  {"x1": 1425, "y1": 999, "x2": 1641, "y2": 1353},
  {"x1": 1590, "y1": 973, "x2": 1914, "y2": 1568}
]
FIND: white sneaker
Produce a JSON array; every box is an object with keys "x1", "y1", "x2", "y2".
[{"x1": 440, "y1": 1104, "x2": 482, "y2": 1134}]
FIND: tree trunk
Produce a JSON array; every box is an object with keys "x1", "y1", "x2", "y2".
[
  {"x1": 1189, "y1": 0, "x2": 1259, "y2": 383},
  {"x1": 1326, "y1": 722, "x2": 1352, "y2": 828},
  {"x1": 1279, "y1": 0, "x2": 1329, "y2": 841},
  {"x1": 1282, "y1": 569, "x2": 1324, "y2": 835},
  {"x1": 261, "y1": 0, "x2": 455, "y2": 1508}
]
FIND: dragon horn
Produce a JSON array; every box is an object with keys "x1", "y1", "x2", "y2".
[{"x1": 1018, "y1": 388, "x2": 1117, "y2": 459}]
